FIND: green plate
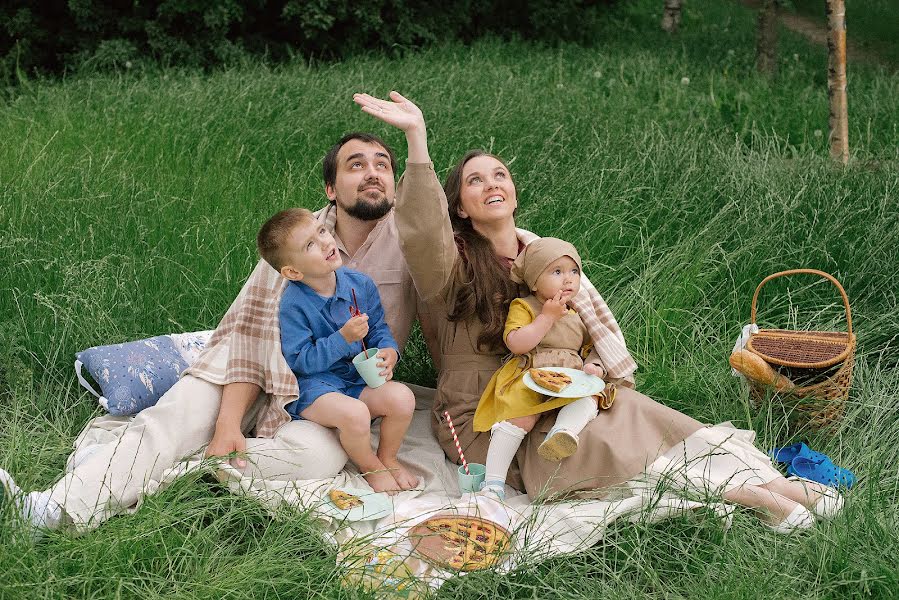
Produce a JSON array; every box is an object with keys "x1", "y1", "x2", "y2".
[{"x1": 320, "y1": 487, "x2": 393, "y2": 522}]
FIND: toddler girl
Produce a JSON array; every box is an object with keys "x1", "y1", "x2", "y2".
[{"x1": 473, "y1": 237, "x2": 603, "y2": 499}]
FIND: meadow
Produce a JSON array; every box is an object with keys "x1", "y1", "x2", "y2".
[{"x1": 1, "y1": 0, "x2": 898, "y2": 597}]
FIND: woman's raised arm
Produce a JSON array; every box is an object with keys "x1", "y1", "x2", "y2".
[
  {"x1": 355, "y1": 92, "x2": 456, "y2": 301},
  {"x1": 353, "y1": 92, "x2": 430, "y2": 163}
]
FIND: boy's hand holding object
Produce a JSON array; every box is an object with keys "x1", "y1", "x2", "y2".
[
  {"x1": 375, "y1": 347, "x2": 398, "y2": 380},
  {"x1": 340, "y1": 314, "x2": 369, "y2": 343}
]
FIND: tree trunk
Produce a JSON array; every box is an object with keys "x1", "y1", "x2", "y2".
[
  {"x1": 755, "y1": 0, "x2": 779, "y2": 75},
  {"x1": 661, "y1": 0, "x2": 682, "y2": 33},
  {"x1": 827, "y1": 0, "x2": 849, "y2": 165}
]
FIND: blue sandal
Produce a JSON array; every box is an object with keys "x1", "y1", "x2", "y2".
[
  {"x1": 787, "y1": 456, "x2": 856, "y2": 489},
  {"x1": 770, "y1": 442, "x2": 826, "y2": 464}
]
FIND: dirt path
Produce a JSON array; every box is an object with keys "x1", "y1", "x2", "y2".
[{"x1": 738, "y1": 0, "x2": 882, "y2": 66}]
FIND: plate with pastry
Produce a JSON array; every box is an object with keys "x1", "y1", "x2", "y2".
[
  {"x1": 523, "y1": 367, "x2": 605, "y2": 398},
  {"x1": 321, "y1": 487, "x2": 392, "y2": 522}
]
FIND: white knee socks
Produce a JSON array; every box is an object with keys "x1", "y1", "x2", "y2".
[
  {"x1": 485, "y1": 421, "x2": 528, "y2": 487},
  {"x1": 551, "y1": 396, "x2": 599, "y2": 435}
]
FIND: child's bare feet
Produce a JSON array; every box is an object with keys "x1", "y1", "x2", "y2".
[
  {"x1": 363, "y1": 469, "x2": 402, "y2": 494},
  {"x1": 380, "y1": 457, "x2": 419, "y2": 490}
]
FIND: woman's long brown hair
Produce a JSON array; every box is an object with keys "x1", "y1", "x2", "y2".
[{"x1": 443, "y1": 150, "x2": 521, "y2": 352}]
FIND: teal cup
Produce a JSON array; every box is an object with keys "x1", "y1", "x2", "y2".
[
  {"x1": 352, "y1": 348, "x2": 386, "y2": 388},
  {"x1": 457, "y1": 463, "x2": 486, "y2": 494}
]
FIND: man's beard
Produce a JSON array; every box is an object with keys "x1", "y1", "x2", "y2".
[{"x1": 344, "y1": 195, "x2": 393, "y2": 221}]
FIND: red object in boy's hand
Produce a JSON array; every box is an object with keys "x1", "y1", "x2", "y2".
[{"x1": 350, "y1": 288, "x2": 367, "y2": 352}]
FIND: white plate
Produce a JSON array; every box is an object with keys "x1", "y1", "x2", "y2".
[
  {"x1": 320, "y1": 487, "x2": 393, "y2": 522},
  {"x1": 523, "y1": 367, "x2": 605, "y2": 399}
]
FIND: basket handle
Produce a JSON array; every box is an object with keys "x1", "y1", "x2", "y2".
[{"x1": 750, "y1": 269, "x2": 852, "y2": 336}]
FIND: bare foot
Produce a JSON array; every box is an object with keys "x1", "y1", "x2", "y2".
[
  {"x1": 363, "y1": 469, "x2": 402, "y2": 494},
  {"x1": 380, "y1": 457, "x2": 419, "y2": 490}
]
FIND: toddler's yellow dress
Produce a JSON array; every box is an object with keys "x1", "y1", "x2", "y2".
[{"x1": 473, "y1": 295, "x2": 592, "y2": 431}]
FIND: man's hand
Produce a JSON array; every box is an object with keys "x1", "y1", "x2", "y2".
[
  {"x1": 375, "y1": 347, "x2": 399, "y2": 380},
  {"x1": 205, "y1": 427, "x2": 247, "y2": 469},
  {"x1": 541, "y1": 291, "x2": 568, "y2": 322},
  {"x1": 340, "y1": 314, "x2": 369, "y2": 343},
  {"x1": 353, "y1": 91, "x2": 425, "y2": 134}
]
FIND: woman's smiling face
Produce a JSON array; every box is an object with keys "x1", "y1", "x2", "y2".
[{"x1": 456, "y1": 155, "x2": 518, "y2": 225}]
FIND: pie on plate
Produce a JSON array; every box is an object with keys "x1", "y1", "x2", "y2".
[
  {"x1": 409, "y1": 515, "x2": 512, "y2": 571},
  {"x1": 528, "y1": 368, "x2": 573, "y2": 393},
  {"x1": 330, "y1": 489, "x2": 364, "y2": 511}
]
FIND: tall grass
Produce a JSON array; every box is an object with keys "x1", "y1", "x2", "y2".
[{"x1": 1, "y1": 0, "x2": 898, "y2": 597}]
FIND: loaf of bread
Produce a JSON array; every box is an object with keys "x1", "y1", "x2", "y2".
[{"x1": 729, "y1": 349, "x2": 795, "y2": 391}]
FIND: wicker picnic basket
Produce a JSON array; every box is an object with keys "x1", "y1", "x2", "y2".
[{"x1": 745, "y1": 269, "x2": 856, "y2": 429}]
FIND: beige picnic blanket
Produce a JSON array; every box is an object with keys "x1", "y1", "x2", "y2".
[{"x1": 66, "y1": 390, "x2": 735, "y2": 594}]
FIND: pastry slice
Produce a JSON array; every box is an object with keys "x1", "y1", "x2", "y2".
[
  {"x1": 329, "y1": 489, "x2": 364, "y2": 510},
  {"x1": 529, "y1": 368, "x2": 572, "y2": 393}
]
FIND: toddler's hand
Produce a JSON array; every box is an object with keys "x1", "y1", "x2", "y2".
[
  {"x1": 541, "y1": 291, "x2": 568, "y2": 321},
  {"x1": 583, "y1": 362, "x2": 606, "y2": 379},
  {"x1": 376, "y1": 347, "x2": 399, "y2": 380},
  {"x1": 340, "y1": 314, "x2": 369, "y2": 343}
]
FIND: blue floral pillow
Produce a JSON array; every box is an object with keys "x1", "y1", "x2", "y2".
[{"x1": 75, "y1": 335, "x2": 190, "y2": 416}]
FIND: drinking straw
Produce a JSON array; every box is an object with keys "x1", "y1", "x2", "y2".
[
  {"x1": 350, "y1": 288, "x2": 367, "y2": 353},
  {"x1": 443, "y1": 410, "x2": 470, "y2": 474}
]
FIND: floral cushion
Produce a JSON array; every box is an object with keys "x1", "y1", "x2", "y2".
[{"x1": 75, "y1": 331, "x2": 213, "y2": 416}]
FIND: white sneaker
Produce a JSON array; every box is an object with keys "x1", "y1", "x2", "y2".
[
  {"x1": 763, "y1": 503, "x2": 815, "y2": 534},
  {"x1": 0, "y1": 467, "x2": 61, "y2": 535},
  {"x1": 788, "y1": 476, "x2": 845, "y2": 521}
]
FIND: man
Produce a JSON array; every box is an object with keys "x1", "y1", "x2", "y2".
[{"x1": 0, "y1": 132, "x2": 436, "y2": 532}]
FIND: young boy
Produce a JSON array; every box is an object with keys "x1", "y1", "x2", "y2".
[{"x1": 257, "y1": 208, "x2": 418, "y2": 494}]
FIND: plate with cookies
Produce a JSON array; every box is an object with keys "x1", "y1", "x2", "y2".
[
  {"x1": 321, "y1": 487, "x2": 393, "y2": 522},
  {"x1": 523, "y1": 367, "x2": 605, "y2": 399}
]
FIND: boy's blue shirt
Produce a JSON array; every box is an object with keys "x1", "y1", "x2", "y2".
[{"x1": 279, "y1": 267, "x2": 399, "y2": 388}]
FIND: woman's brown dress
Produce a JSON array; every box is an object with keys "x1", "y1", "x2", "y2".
[{"x1": 395, "y1": 163, "x2": 702, "y2": 496}]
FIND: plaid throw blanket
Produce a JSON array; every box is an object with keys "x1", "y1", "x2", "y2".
[
  {"x1": 186, "y1": 205, "x2": 636, "y2": 438},
  {"x1": 184, "y1": 206, "x2": 340, "y2": 438},
  {"x1": 516, "y1": 228, "x2": 637, "y2": 382}
]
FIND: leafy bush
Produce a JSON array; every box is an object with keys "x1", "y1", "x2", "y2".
[{"x1": 0, "y1": 0, "x2": 616, "y2": 86}]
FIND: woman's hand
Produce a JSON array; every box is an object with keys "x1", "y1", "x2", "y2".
[
  {"x1": 353, "y1": 91, "x2": 431, "y2": 163},
  {"x1": 353, "y1": 91, "x2": 424, "y2": 133},
  {"x1": 375, "y1": 347, "x2": 399, "y2": 380}
]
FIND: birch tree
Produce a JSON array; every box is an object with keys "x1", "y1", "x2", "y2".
[
  {"x1": 756, "y1": 0, "x2": 779, "y2": 75},
  {"x1": 662, "y1": 0, "x2": 682, "y2": 33},
  {"x1": 827, "y1": 0, "x2": 849, "y2": 164}
]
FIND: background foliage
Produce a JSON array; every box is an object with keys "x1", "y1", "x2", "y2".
[
  {"x1": 790, "y1": 0, "x2": 899, "y2": 67},
  {"x1": 1, "y1": 0, "x2": 614, "y2": 87}
]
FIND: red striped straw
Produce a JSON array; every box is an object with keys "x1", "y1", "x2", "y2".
[
  {"x1": 443, "y1": 410, "x2": 469, "y2": 474},
  {"x1": 350, "y1": 288, "x2": 367, "y2": 353}
]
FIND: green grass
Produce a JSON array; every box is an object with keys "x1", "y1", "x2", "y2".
[
  {"x1": 790, "y1": 0, "x2": 899, "y2": 67},
  {"x1": 2, "y1": 0, "x2": 898, "y2": 597}
]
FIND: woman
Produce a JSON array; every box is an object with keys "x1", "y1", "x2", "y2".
[{"x1": 354, "y1": 91, "x2": 842, "y2": 532}]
